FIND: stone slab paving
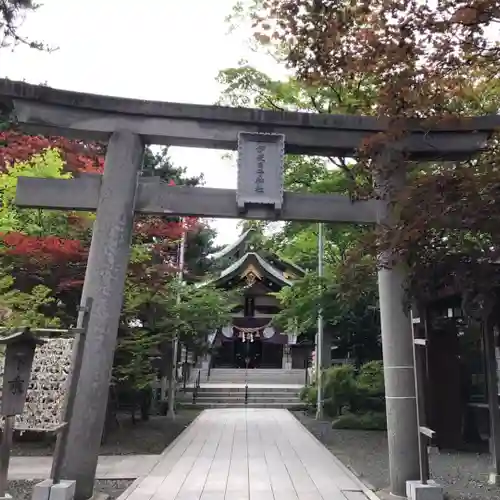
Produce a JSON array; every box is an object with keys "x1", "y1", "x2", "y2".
[
  {"x1": 118, "y1": 409, "x2": 375, "y2": 500},
  {"x1": 8, "y1": 454, "x2": 161, "y2": 480}
]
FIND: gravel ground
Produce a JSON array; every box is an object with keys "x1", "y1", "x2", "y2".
[
  {"x1": 8, "y1": 479, "x2": 133, "y2": 500},
  {"x1": 11, "y1": 410, "x2": 201, "y2": 456},
  {"x1": 294, "y1": 411, "x2": 500, "y2": 500}
]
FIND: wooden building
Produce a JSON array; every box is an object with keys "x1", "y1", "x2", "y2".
[
  {"x1": 202, "y1": 229, "x2": 312, "y2": 371},
  {"x1": 420, "y1": 291, "x2": 500, "y2": 451}
]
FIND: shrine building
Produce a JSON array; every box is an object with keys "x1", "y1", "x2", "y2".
[{"x1": 202, "y1": 229, "x2": 312, "y2": 372}]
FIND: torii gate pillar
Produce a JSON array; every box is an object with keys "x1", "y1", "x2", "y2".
[
  {"x1": 57, "y1": 131, "x2": 144, "y2": 500},
  {"x1": 376, "y1": 160, "x2": 420, "y2": 497}
]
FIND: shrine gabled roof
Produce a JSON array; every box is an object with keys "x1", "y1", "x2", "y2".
[
  {"x1": 267, "y1": 253, "x2": 306, "y2": 278},
  {"x1": 199, "y1": 252, "x2": 293, "y2": 288},
  {"x1": 210, "y1": 229, "x2": 254, "y2": 261}
]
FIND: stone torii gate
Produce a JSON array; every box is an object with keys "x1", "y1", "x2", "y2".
[{"x1": 0, "y1": 79, "x2": 498, "y2": 500}]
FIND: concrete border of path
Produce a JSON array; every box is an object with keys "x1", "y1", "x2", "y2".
[
  {"x1": 116, "y1": 412, "x2": 204, "y2": 500},
  {"x1": 7, "y1": 455, "x2": 162, "y2": 481}
]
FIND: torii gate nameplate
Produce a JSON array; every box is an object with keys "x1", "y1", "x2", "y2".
[{"x1": 237, "y1": 132, "x2": 284, "y2": 212}]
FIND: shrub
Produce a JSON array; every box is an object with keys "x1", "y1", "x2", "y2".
[
  {"x1": 357, "y1": 361, "x2": 384, "y2": 396},
  {"x1": 332, "y1": 411, "x2": 387, "y2": 431},
  {"x1": 323, "y1": 365, "x2": 357, "y2": 417},
  {"x1": 351, "y1": 361, "x2": 385, "y2": 412},
  {"x1": 301, "y1": 361, "x2": 387, "y2": 424},
  {"x1": 300, "y1": 384, "x2": 318, "y2": 409}
]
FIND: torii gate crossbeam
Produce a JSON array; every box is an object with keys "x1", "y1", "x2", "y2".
[{"x1": 15, "y1": 176, "x2": 380, "y2": 224}]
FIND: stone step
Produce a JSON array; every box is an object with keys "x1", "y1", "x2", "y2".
[
  {"x1": 205, "y1": 372, "x2": 304, "y2": 376},
  {"x1": 191, "y1": 392, "x2": 301, "y2": 398},
  {"x1": 204, "y1": 372, "x2": 305, "y2": 379},
  {"x1": 182, "y1": 396, "x2": 301, "y2": 403},
  {"x1": 194, "y1": 369, "x2": 307, "y2": 381},
  {"x1": 191, "y1": 388, "x2": 302, "y2": 395},
  {"x1": 180, "y1": 401, "x2": 306, "y2": 409},
  {"x1": 205, "y1": 378, "x2": 305, "y2": 384},
  {"x1": 187, "y1": 400, "x2": 302, "y2": 406},
  {"x1": 208, "y1": 368, "x2": 305, "y2": 372},
  {"x1": 206, "y1": 377, "x2": 305, "y2": 381}
]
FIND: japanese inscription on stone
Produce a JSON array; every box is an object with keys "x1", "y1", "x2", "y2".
[
  {"x1": 1, "y1": 341, "x2": 37, "y2": 416},
  {"x1": 237, "y1": 132, "x2": 284, "y2": 210}
]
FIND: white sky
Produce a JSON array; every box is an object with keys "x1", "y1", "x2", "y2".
[{"x1": 0, "y1": 0, "x2": 287, "y2": 246}]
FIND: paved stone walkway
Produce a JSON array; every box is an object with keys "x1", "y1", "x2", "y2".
[
  {"x1": 9, "y1": 454, "x2": 161, "y2": 480},
  {"x1": 118, "y1": 409, "x2": 374, "y2": 500}
]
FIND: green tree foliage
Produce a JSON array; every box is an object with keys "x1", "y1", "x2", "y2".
[
  {"x1": 114, "y1": 279, "x2": 236, "y2": 388},
  {"x1": 0, "y1": 267, "x2": 59, "y2": 328},
  {"x1": 0, "y1": 149, "x2": 91, "y2": 237},
  {"x1": 0, "y1": 147, "x2": 92, "y2": 326}
]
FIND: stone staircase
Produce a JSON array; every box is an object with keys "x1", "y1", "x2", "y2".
[
  {"x1": 197, "y1": 368, "x2": 307, "y2": 385},
  {"x1": 179, "y1": 368, "x2": 306, "y2": 410}
]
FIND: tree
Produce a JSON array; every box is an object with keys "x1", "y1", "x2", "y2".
[
  {"x1": 0, "y1": 147, "x2": 92, "y2": 324},
  {"x1": 139, "y1": 146, "x2": 218, "y2": 276},
  {"x1": 1, "y1": 0, "x2": 48, "y2": 49},
  {"x1": 255, "y1": 0, "x2": 500, "y2": 119},
  {"x1": 229, "y1": 0, "x2": 500, "y2": 310},
  {"x1": 0, "y1": 130, "x2": 105, "y2": 174},
  {"x1": 0, "y1": 127, "x2": 224, "y2": 351},
  {"x1": 0, "y1": 126, "x2": 225, "y2": 424},
  {"x1": 0, "y1": 266, "x2": 59, "y2": 327},
  {"x1": 114, "y1": 278, "x2": 235, "y2": 389},
  {"x1": 273, "y1": 256, "x2": 380, "y2": 364}
]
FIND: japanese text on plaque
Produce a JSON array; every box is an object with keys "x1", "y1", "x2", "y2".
[{"x1": 255, "y1": 144, "x2": 266, "y2": 193}]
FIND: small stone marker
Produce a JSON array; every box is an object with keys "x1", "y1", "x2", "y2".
[{"x1": 0, "y1": 329, "x2": 46, "y2": 499}]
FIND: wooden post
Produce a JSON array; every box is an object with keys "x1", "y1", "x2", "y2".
[
  {"x1": 482, "y1": 314, "x2": 500, "y2": 484},
  {"x1": 410, "y1": 305, "x2": 435, "y2": 484},
  {"x1": 316, "y1": 222, "x2": 324, "y2": 420}
]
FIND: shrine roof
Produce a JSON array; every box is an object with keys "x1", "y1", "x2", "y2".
[
  {"x1": 209, "y1": 229, "x2": 305, "y2": 278},
  {"x1": 200, "y1": 252, "x2": 293, "y2": 288},
  {"x1": 210, "y1": 229, "x2": 254, "y2": 261},
  {"x1": 266, "y1": 253, "x2": 306, "y2": 278}
]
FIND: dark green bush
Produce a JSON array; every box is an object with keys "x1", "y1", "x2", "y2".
[
  {"x1": 332, "y1": 411, "x2": 387, "y2": 430},
  {"x1": 299, "y1": 385, "x2": 309, "y2": 401},
  {"x1": 300, "y1": 361, "x2": 387, "y2": 424},
  {"x1": 356, "y1": 360, "x2": 384, "y2": 396},
  {"x1": 300, "y1": 384, "x2": 318, "y2": 409},
  {"x1": 355, "y1": 360, "x2": 385, "y2": 412},
  {"x1": 323, "y1": 365, "x2": 357, "y2": 417}
]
